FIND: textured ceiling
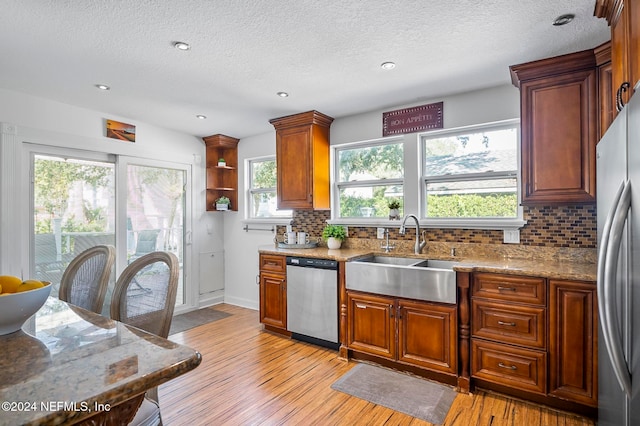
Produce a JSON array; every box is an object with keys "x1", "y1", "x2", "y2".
[{"x1": 0, "y1": 0, "x2": 610, "y2": 139}]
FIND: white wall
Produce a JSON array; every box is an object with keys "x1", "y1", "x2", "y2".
[
  {"x1": 223, "y1": 84, "x2": 520, "y2": 309},
  {"x1": 0, "y1": 84, "x2": 520, "y2": 311},
  {"x1": 222, "y1": 132, "x2": 280, "y2": 310},
  {"x1": 330, "y1": 84, "x2": 520, "y2": 144},
  {"x1": 0, "y1": 87, "x2": 224, "y2": 312}
]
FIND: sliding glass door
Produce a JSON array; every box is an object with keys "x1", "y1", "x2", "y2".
[
  {"x1": 121, "y1": 160, "x2": 188, "y2": 306},
  {"x1": 30, "y1": 146, "x2": 191, "y2": 313},
  {"x1": 32, "y1": 151, "x2": 116, "y2": 304}
]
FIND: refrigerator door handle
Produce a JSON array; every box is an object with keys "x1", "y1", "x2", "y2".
[
  {"x1": 598, "y1": 181, "x2": 625, "y2": 285},
  {"x1": 597, "y1": 181, "x2": 623, "y2": 393},
  {"x1": 601, "y1": 180, "x2": 632, "y2": 397}
]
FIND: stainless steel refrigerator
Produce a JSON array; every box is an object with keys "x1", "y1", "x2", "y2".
[{"x1": 596, "y1": 85, "x2": 640, "y2": 426}]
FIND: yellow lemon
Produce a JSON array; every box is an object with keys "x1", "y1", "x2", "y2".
[
  {"x1": 0, "y1": 275, "x2": 22, "y2": 293},
  {"x1": 16, "y1": 279, "x2": 45, "y2": 293}
]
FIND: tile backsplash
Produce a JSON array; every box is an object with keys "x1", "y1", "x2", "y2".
[{"x1": 276, "y1": 204, "x2": 597, "y2": 261}]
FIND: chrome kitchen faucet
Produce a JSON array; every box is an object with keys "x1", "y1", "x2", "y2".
[
  {"x1": 399, "y1": 214, "x2": 426, "y2": 254},
  {"x1": 381, "y1": 228, "x2": 395, "y2": 253}
]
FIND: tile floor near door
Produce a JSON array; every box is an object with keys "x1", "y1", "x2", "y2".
[{"x1": 162, "y1": 304, "x2": 595, "y2": 425}]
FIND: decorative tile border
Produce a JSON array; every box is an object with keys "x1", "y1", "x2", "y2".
[{"x1": 276, "y1": 204, "x2": 597, "y2": 261}]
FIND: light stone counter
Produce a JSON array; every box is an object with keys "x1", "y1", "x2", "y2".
[
  {"x1": 0, "y1": 298, "x2": 201, "y2": 425},
  {"x1": 259, "y1": 242, "x2": 596, "y2": 282}
]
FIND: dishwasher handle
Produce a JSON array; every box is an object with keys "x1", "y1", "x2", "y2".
[{"x1": 286, "y1": 256, "x2": 338, "y2": 270}]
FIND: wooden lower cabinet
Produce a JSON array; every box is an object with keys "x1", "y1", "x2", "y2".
[
  {"x1": 347, "y1": 292, "x2": 395, "y2": 359},
  {"x1": 470, "y1": 272, "x2": 597, "y2": 414},
  {"x1": 472, "y1": 339, "x2": 547, "y2": 395},
  {"x1": 548, "y1": 279, "x2": 597, "y2": 407},
  {"x1": 472, "y1": 299, "x2": 546, "y2": 349},
  {"x1": 347, "y1": 291, "x2": 457, "y2": 375},
  {"x1": 259, "y1": 254, "x2": 287, "y2": 331}
]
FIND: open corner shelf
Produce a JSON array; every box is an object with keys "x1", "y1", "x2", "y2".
[{"x1": 203, "y1": 134, "x2": 239, "y2": 212}]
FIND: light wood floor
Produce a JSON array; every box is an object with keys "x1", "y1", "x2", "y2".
[{"x1": 161, "y1": 304, "x2": 595, "y2": 425}]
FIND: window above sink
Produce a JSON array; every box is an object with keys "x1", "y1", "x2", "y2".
[{"x1": 330, "y1": 119, "x2": 526, "y2": 231}]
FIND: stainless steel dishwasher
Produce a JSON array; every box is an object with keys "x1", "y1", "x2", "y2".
[{"x1": 286, "y1": 256, "x2": 339, "y2": 348}]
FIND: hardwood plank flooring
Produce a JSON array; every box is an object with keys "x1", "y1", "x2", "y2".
[{"x1": 161, "y1": 304, "x2": 595, "y2": 425}]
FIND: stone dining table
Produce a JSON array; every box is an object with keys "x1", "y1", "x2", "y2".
[{"x1": 0, "y1": 297, "x2": 202, "y2": 425}]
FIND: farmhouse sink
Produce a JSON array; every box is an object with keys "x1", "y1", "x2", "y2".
[
  {"x1": 345, "y1": 255, "x2": 458, "y2": 304},
  {"x1": 354, "y1": 255, "x2": 421, "y2": 266},
  {"x1": 411, "y1": 259, "x2": 460, "y2": 270}
]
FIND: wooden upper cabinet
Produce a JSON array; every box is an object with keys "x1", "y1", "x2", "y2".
[
  {"x1": 510, "y1": 50, "x2": 597, "y2": 205},
  {"x1": 595, "y1": 0, "x2": 640, "y2": 113},
  {"x1": 595, "y1": 41, "x2": 614, "y2": 137},
  {"x1": 269, "y1": 110, "x2": 333, "y2": 210}
]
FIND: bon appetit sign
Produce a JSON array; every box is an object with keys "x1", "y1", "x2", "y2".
[{"x1": 382, "y1": 102, "x2": 443, "y2": 136}]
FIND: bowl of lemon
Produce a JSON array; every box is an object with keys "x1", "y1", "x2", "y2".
[{"x1": 0, "y1": 275, "x2": 51, "y2": 335}]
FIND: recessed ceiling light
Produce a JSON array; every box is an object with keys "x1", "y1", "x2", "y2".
[
  {"x1": 277, "y1": 91, "x2": 289, "y2": 98},
  {"x1": 381, "y1": 61, "x2": 396, "y2": 70},
  {"x1": 196, "y1": 115, "x2": 207, "y2": 120},
  {"x1": 553, "y1": 14, "x2": 575, "y2": 26},
  {"x1": 95, "y1": 84, "x2": 110, "y2": 91},
  {"x1": 173, "y1": 41, "x2": 191, "y2": 51}
]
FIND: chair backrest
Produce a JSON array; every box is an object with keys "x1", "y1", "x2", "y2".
[
  {"x1": 110, "y1": 251, "x2": 179, "y2": 339},
  {"x1": 73, "y1": 234, "x2": 115, "y2": 257},
  {"x1": 35, "y1": 233, "x2": 57, "y2": 264},
  {"x1": 134, "y1": 230, "x2": 160, "y2": 257},
  {"x1": 59, "y1": 245, "x2": 116, "y2": 313}
]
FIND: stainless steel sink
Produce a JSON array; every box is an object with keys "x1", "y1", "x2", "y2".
[
  {"x1": 345, "y1": 255, "x2": 457, "y2": 304},
  {"x1": 354, "y1": 256, "x2": 420, "y2": 266},
  {"x1": 411, "y1": 259, "x2": 460, "y2": 269}
]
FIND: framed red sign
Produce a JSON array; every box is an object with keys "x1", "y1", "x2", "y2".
[{"x1": 382, "y1": 102, "x2": 443, "y2": 136}]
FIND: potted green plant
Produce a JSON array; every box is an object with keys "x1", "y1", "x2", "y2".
[
  {"x1": 388, "y1": 199, "x2": 401, "y2": 220},
  {"x1": 215, "y1": 195, "x2": 231, "y2": 211},
  {"x1": 322, "y1": 224, "x2": 347, "y2": 249},
  {"x1": 217, "y1": 157, "x2": 226, "y2": 167}
]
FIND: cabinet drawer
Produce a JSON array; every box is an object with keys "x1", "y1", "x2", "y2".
[
  {"x1": 472, "y1": 300, "x2": 546, "y2": 349},
  {"x1": 472, "y1": 339, "x2": 547, "y2": 395},
  {"x1": 260, "y1": 254, "x2": 286, "y2": 273},
  {"x1": 473, "y1": 273, "x2": 546, "y2": 305}
]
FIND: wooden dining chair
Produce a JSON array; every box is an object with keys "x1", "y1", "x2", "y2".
[
  {"x1": 59, "y1": 244, "x2": 116, "y2": 314},
  {"x1": 110, "y1": 251, "x2": 179, "y2": 426}
]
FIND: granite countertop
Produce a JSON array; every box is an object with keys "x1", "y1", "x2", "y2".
[
  {"x1": 0, "y1": 298, "x2": 202, "y2": 425},
  {"x1": 258, "y1": 245, "x2": 597, "y2": 283}
]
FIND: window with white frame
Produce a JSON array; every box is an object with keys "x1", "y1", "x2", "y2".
[
  {"x1": 247, "y1": 157, "x2": 291, "y2": 218},
  {"x1": 422, "y1": 122, "x2": 519, "y2": 220},
  {"x1": 335, "y1": 139, "x2": 404, "y2": 218}
]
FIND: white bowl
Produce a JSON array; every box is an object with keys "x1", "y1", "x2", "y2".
[{"x1": 0, "y1": 284, "x2": 51, "y2": 335}]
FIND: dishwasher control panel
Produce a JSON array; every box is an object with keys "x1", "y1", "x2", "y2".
[{"x1": 286, "y1": 256, "x2": 337, "y2": 270}]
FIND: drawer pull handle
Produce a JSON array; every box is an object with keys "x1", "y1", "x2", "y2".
[
  {"x1": 498, "y1": 362, "x2": 517, "y2": 370},
  {"x1": 497, "y1": 286, "x2": 516, "y2": 292},
  {"x1": 498, "y1": 321, "x2": 516, "y2": 327},
  {"x1": 355, "y1": 303, "x2": 367, "y2": 309}
]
